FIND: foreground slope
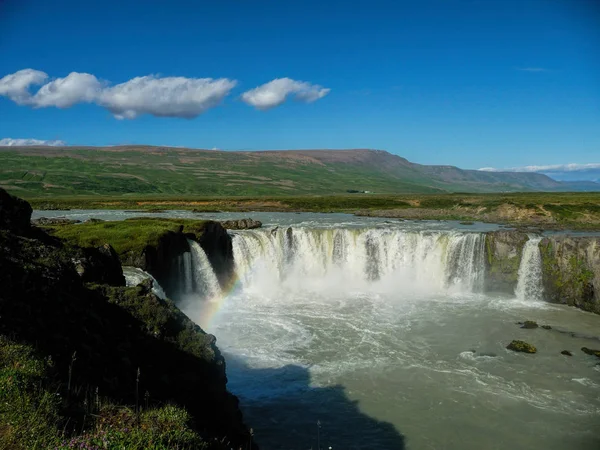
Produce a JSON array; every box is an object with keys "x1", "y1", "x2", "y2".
[{"x1": 0, "y1": 145, "x2": 589, "y2": 196}]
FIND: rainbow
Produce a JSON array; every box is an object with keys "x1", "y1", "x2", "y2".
[{"x1": 197, "y1": 273, "x2": 245, "y2": 329}]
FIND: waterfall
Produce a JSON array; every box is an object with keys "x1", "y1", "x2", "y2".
[
  {"x1": 515, "y1": 236, "x2": 544, "y2": 301},
  {"x1": 231, "y1": 227, "x2": 486, "y2": 295},
  {"x1": 123, "y1": 266, "x2": 168, "y2": 300},
  {"x1": 187, "y1": 239, "x2": 222, "y2": 300}
]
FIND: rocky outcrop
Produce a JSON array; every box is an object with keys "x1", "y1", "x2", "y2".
[
  {"x1": 0, "y1": 187, "x2": 32, "y2": 233},
  {"x1": 0, "y1": 192, "x2": 255, "y2": 448},
  {"x1": 539, "y1": 236, "x2": 599, "y2": 313},
  {"x1": 484, "y1": 230, "x2": 528, "y2": 293},
  {"x1": 71, "y1": 243, "x2": 126, "y2": 286},
  {"x1": 506, "y1": 340, "x2": 537, "y2": 353},
  {"x1": 221, "y1": 218, "x2": 262, "y2": 230}
]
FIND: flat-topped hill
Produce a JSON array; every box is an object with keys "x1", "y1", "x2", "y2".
[{"x1": 1, "y1": 145, "x2": 590, "y2": 196}]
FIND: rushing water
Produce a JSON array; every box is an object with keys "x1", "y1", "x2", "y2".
[
  {"x1": 211, "y1": 226, "x2": 600, "y2": 450},
  {"x1": 515, "y1": 236, "x2": 544, "y2": 302},
  {"x1": 35, "y1": 210, "x2": 600, "y2": 449},
  {"x1": 122, "y1": 266, "x2": 167, "y2": 299}
]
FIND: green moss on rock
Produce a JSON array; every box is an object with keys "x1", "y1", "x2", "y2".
[
  {"x1": 539, "y1": 237, "x2": 598, "y2": 313},
  {"x1": 507, "y1": 340, "x2": 537, "y2": 353},
  {"x1": 48, "y1": 217, "x2": 207, "y2": 264},
  {"x1": 581, "y1": 347, "x2": 600, "y2": 358},
  {"x1": 484, "y1": 231, "x2": 528, "y2": 292}
]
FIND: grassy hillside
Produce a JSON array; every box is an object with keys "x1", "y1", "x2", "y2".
[{"x1": 0, "y1": 145, "x2": 586, "y2": 197}]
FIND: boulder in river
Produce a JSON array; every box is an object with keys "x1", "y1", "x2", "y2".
[
  {"x1": 521, "y1": 321, "x2": 539, "y2": 329},
  {"x1": 581, "y1": 347, "x2": 600, "y2": 358},
  {"x1": 561, "y1": 350, "x2": 573, "y2": 356},
  {"x1": 541, "y1": 325, "x2": 552, "y2": 330},
  {"x1": 507, "y1": 340, "x2": 537, "y2": 353}
]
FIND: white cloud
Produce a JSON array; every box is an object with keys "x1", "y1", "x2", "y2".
[
  {"x1": 241, "y1": 77, "x2": 330, "y2": 110},
  {"x1": 31, "y1": 72, "x2": 102, "y2": 108},
  {"x1": 0, "y1": 138, "x2": 66, "y2": 146},
  {"x1": 0, "y1": 69, "x2": 237, "y2": 119},
  {"x1": 478, "y1": 163, "x2": 600, "y2": 173},
  {"x1": 97, "y1": 75, "x2": 237, "y2": 119},
  {"x1": 0, "y1": 69, "x2": 48, "y2": 105}
]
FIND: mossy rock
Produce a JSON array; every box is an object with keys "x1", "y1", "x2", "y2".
[
  {"x1": 581, "y1": 347, "x2": 600, "y2": 358},
  {"x1": 521, "y1": 321, "x2": 538, "y2": 329},
  {"x1": 541, "y1": 325, "x2": 552, "y2": 330},
  {"x1": 507, "y1": 340, "x2": 537, "y2": 353}
]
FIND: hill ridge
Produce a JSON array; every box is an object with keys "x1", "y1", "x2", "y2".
[{"x1": 0, "y1": 145, "x2": 598, "y2": 195}]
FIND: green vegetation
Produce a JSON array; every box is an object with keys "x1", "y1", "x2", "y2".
[
  {"x1": 0, "y1": 336, "x2": 217, "y2": 450},
  {"x1": 539, "y1": 239, "x2": 597, "y2": 312},
  {"x1": 1, "y1": 146, "x2": 593, "y2": 198},
  {"x1": 48, "y1": 218, "x2": 207, "y2": 262}
]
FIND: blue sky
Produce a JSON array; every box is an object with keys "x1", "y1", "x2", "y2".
[{"x1": 0, "y1": 0, "x2": 598, "y2": 170}]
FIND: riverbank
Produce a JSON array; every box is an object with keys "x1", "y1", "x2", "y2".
[{"x1": 25, "y1": 192, "x2": 600, "y2": 231}]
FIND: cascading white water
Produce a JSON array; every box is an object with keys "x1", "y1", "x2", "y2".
[
  {"x1": 122, "y1": 266, "x2": 168, "y2": 300},
  {"x1": 174, "y1": 240, "x2": 222, "y2": 300},
  {"x1": 232, "y1": 227, "x2": 486, "y2": 295},
  {"x1": 187, "y1": 239, "x2": 222, "y2": 300},
  {"x1": 515, "y1": 235, "x2": 544, "y2": 301}
]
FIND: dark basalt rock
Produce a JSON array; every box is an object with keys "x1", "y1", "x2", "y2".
[
  {"x1": 221, "y1": 218, "x2": 262, "y2": 230},
  {"x1": 507, "y1": 340, "x2": 537, "y2": 353},
  {"x1": 0, "y1": 187, "x2": 32, "y2": 233},
  {"x1": 561, "y1": 350, "x2": 573, "y2": 356},
  {"x1": 72, "y1": 243, "x2": 126, "y2": 286},
  {"x1": 581, "y1": 347, "x2": 600, "y2": 358}
]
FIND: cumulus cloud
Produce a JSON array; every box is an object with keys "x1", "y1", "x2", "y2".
[
  {"x1": 241, "y1": 78, "x2": 330, "y2": 110},
  {"x1": 0, "y1": 137, "x2": 66, "y2": 146},
  {"x1": 0, "y1": 69, "x2": 237, "y2": 119},
  {"x1": 97, "y1": 76, "x2": 237, "y2": 119},
  {"x1": 31, "y1": 72, "x2": 102, "y2": 108},
  {"x1": 0, "y1": 69, "x2": 48, "y2": 105}
]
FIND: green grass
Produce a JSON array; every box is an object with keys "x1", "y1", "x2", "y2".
[
  {"x1": 0, "y1": 336, "x2": 218, "y2": 450},
  {"x1": 0, "y1": 148, "x2": 444, "y2": 196},
  {"x1": 48, "y1": 218, "x2": 207, "y2": 260}
]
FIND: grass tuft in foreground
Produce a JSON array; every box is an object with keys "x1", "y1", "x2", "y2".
[{"x1": 0, "y1": 336, "x2": 226, "y2": 450}]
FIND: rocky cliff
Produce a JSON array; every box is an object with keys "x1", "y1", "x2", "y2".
[
  {"x1": 0, "y1": 188, "x2": 255, "y2": 449},
  {"x1": 539, "y1": 236, "x2": 600, "y2": 313},
  {"x1": 484, "y1": 230, "x2": 529, "y2": 293},
  {"x1": 485, "y1": 229, "x2": 600, "y2": 313}
]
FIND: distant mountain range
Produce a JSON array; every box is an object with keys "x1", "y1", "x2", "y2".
[{"x1": 0, "y1": 145, "x2": 598, "y2": 196}]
